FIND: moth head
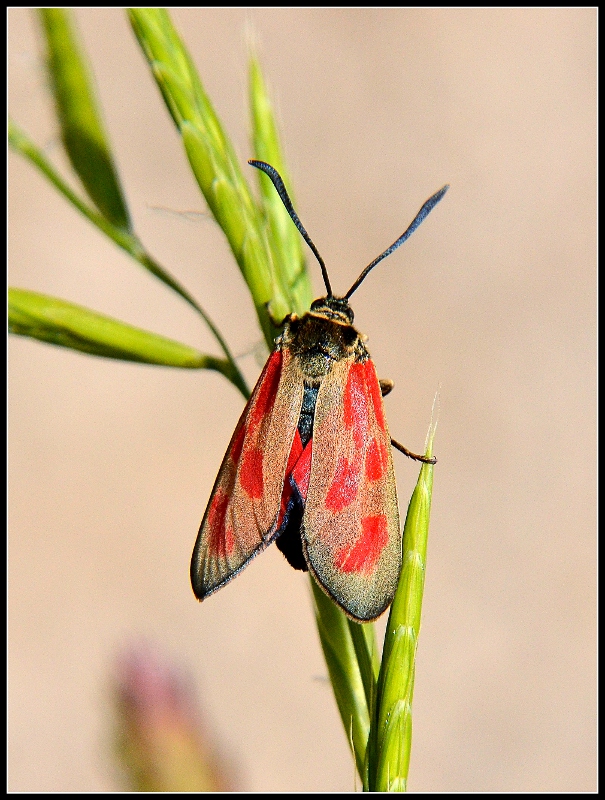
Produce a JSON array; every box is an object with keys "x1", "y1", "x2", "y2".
[{"x1": 310, "y1": 296, "x2": 354, "y2": 325}]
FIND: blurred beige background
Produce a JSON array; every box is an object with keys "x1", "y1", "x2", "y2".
[{"x1": 8, "y1": 8, "x2": 596, "y2": 792}]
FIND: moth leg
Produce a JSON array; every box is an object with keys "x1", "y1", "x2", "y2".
[
  {"x1": 379, "y1": 379, "x2": 394, "y2": 397},
  {"x1": 391, "y1": 437, "x2": 437, "y2": 464}
]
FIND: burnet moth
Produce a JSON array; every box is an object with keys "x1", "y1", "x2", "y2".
[{"x1": 191, "y1": 161, "x2": 448, "y2": 622}]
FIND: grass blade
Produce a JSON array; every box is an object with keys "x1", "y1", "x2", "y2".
[
  {"x1": 369, "y1": 425, "x2": 436, "y2": 791},
  {"x1": 9, "y1": 288, "x2": 236, "y2": 377},
  {"x1": 8, "y1": 121, "x2": 248, "y2": 398},
  {"x1": 37, "y1": 8, "x2": 131, "y2": 230},
  {"x1": 311, "y1": 579, "x2": 371, "y2": 779},
  {"x1": 347, "y1": 618, "x2": 380, "y2": 722},
  {"x1": 128, "y1": 8, "x2": 294, "y2": 346},
  {"x1": 249, "y1": 56, "x2": 313, "y2": 315}
]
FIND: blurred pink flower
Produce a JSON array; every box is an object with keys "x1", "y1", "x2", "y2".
[{"x1": 112, "y1": 643, "x2": 233, "y2": 792}]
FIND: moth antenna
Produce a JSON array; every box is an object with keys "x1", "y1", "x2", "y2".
[
  {"x1": 345, "y1": 184, "x2": 449, "y2": 299},
  {"x1": 249, "y1": 160, "x2": 333, "y2": 297}
]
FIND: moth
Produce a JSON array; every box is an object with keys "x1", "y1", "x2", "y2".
[{"x1": 191, "y1": 161, "x2": 448, "y2": 621}]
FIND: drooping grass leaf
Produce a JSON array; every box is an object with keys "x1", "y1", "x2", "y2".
[{"x1": 9, "y1": 288, "x2": 235, "y2": 378}]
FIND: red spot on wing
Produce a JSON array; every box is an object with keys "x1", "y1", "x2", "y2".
[
  {"x1": 335, "y1": 514, "x2": 389, "y2": 575},
  {"x1": 224, "y1": 526, "x2": 235, "y2": 556},
  {"x1": 365, "y1": 360, "x2": 386, "y2": 432},
  {"x1": 277, "y1": 431, "x2": 303, "y2": 528},
  {"x1": 229, "y1": 421, "x2": 247, "y2": 465},
  {"x1": 366, "y1": 437, "x2": 388, "y2": 481},
  {"x1": 249, "y1": 350, "x2": 283, "y2": 433},
  {"x1": 239, "y1": 447, "x2": 264, "y2": 499},
  {"x1": 206, "y1": 490, "x2": 233, "y2": 558},
  {"x1": 326, "y1": 456, "x2": 361, "y2": 512},
  {"x1": 286, "y1": 430, "x2": 303, "y2": 477},
  {"x1": 344, "y1": 363, "x2": 369, "y2": 450},
  {"x1": 292, "y1": 439, "x2": 313, "y2": 501}
]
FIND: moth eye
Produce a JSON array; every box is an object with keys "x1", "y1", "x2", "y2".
[{"x1": 343, "y1": 326, "x2": 358, "y2": 346}]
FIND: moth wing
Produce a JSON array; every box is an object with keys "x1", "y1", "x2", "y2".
[
  {"x1": 302, "y1": 357, "x2": 401, "y2": 621},
  {"x1": 191, "y1": 348, "x2": 304, "y2": 599}
]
